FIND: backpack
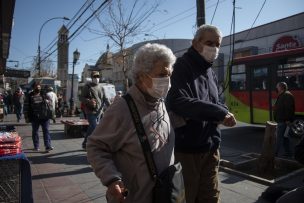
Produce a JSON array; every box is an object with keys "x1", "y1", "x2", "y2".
[{"x1": 30, "y1": 94, "x2": 53, "y2": 120}]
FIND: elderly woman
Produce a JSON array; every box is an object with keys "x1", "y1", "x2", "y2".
[{"x1": 87, "y1": 43, "x2": 176, "y2": 203}]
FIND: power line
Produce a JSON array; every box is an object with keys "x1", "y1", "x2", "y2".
[
  {"x1": 220, "y1": 0, "x2": 236, "y2": 96},
  {"x1": 148, "y1": 0, "x2": 227, "y2": 34},
  {"x1": 39, "y1": 0, "x2": 110, "y2": 67},
  {"x1": 240, "y1": 0, "x2": 267, "y2": 48},
  {"x1": 211, "y1": 0, "x2": 220, "y2": 24},
  {"x1": 42, "y1": 0, "x2": 97, "y2": 55}
]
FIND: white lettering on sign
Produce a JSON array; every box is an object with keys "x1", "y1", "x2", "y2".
[
  {"x1": 272, "y1": 35, "x2": 300, "y2": 52},
  {"x1": 276, "y1": 41, "x2": 298, "y2": 51}
]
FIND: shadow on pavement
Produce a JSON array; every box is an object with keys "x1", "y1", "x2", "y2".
[
  {"x1": 31, "y1": 167, "x2": 93, "y2": 180},
  {"x1": 28, "y1": 150, "x2": 88, "y2": 165}
]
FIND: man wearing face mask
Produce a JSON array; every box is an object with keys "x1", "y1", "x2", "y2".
[
  {"x1": 80, "y1": 71, "x2": 110, "y2": 150},
  {"x1": 24, "y1": 82, "x2": 53, "y2": 152},
  {"x1": 166, "y1": 24, "x2": 236, "y2": 203}
]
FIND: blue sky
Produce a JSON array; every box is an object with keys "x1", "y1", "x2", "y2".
[{"x1": 9, "y1": 0, "x2": 304, "y2": 77}]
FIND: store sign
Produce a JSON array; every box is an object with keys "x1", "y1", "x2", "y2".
[
  {"x1": 4, "y1": 69, "x2": 31, "y2": 78},
  {"x1": 272, "y1": 35, "x2": 301, "y2": 52}
]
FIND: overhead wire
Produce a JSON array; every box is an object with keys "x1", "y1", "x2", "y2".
[
  {"x1": 219, "y1": 0, "x2": 236, "y2": 96},
  {"x1": 220, "y1": 0, "x2": 267, "y2": 97},
  {"x1": 39, "y1": 0, "x2": 110, "y2": 68},
  {"x1": 148, "y1": 0, "x2": 228, "y2": 34},
  {"x1": 239, "y1": 0, "x2": 267, "y2": 48},
  {"x1": 211, "y1": 0, "x2": 220, "y2": 24},
  {"x1": 39, "y1": 0, "x2": 227, "y2": 69},
  {"x1": 37, "y1": 0, "x2": 95, "y2": 72},
  {"x1": 41, "y1": 0, "x2": 97, "y2": 57}
]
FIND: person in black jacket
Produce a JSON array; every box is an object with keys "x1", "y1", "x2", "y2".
[
  {"x1": 24, "y1": 82, "x2": 53, "y2": 152},
  {"x1": 273, "y1": 82, "x2": 295, "y2": 158},
  {"x1": 166, "y1": 24, "x2": 236, "y2": 203},
  {"x1": 13, "y1": 87, "x2": 25, "y2": 122}
]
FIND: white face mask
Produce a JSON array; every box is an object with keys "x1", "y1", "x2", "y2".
[
  {"x1": 146, "y1": 76, "x2": 171, "y2": 99},
  {"x1": 200, "y1": 45, "x2": 219, "y2": 62},
  {"x1": 92, "y1": 78, "x2": 100, "y2": 84}
]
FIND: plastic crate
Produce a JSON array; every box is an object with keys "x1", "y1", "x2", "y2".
[{"x1": 0, "y1": 159, "x2": 20, "y2": 203}]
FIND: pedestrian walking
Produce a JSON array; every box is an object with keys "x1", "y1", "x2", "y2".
[
  {"x1": 46, "y1": 86, "x2": 58, "y2": 123},
  {"x1": 166, "y1": 24, "x2": 236, "y2": 203},
  {"x1": 2, "y1": 92, "x2": 8, "y2": 116},
  {"x1": 56, "y1": 93, "x2": 63, "y2": 118},
  {"x1": 80, "y1": 71, "x2": 110, "y2": 150},
  {"x1": 13, "y1": 87, "x2": 25, "y2": 122},
  {"x1": 7, "y1": 91, "x2": 14, "y2": 114},
  {"x1": 24, "y1": 82, "x2": 53, "y2": 152},
  {"x1": 273, "y1": 82, "x2": 295, "y2": 158},
  {"x1": 86, "y1": 43, "x2": 177, "y2": 203}
]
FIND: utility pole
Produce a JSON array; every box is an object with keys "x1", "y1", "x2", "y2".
[
  {"x1": 196, "y1": 0, "x2": 205, "y2": 27},
  {"x1": 231, "y1": 0, "x2": 236, "y2": 65}
]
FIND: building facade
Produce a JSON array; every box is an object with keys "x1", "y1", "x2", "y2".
[{"x1": 97, "y1": 39, "x2": 191, "y2": 91}]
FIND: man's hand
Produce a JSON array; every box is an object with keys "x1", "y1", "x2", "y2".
[
  {"x1": 222, "y1": 112, "x2": 236, "y2": 127},
  {"x1": 86, "y1": 99, "x2": 97, "y2": 110},
  {"x1": 106, "y1": 180, "x2": 127, "y2": 202}
]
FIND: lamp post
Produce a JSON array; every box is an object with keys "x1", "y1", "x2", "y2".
[
  {"x1": 37, "y1": 16, "x2": 69, "y2": 76},
  {"x1": 69, "y1": 49, "x2": 80, "y2": 115}
]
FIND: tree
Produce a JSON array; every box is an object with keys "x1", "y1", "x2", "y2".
[
  {"x1": 32, "y1": 57, "x2": 56, "y2": 78},
  {"x1": 92, "y1": 0, "x2": 161, "y2": 91}
]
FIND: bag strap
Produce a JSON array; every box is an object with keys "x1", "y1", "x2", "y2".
[{"x1": 123, "y1": 94, "x2": 158, "y2": 180}]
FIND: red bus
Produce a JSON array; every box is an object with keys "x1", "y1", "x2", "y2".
[{"x1": 225, "y1": 47, "x2": 304, "y2": 136}]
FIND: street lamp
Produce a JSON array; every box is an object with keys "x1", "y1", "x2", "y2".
[
  {"x1": 69, "y1": 49, "x2": 80, "y2": 115},
  {"x1": 37, "y1": 16, "x2": 69, "y2": 76}
]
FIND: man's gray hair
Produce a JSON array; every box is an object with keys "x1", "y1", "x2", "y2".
[
  {"x1": 132, "y1": 43, "x2": 176, "y2": 83},
  {"x1": 278, "y1": 82, "x2": 288, "y2": 90},
  {"x1": 193, "y1": 24, "x2": 222, "y2": 41}
]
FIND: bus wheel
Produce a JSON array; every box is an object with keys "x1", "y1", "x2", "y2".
[{"x1": 290, "y1": 119, "x2": 304, "y2": 138}]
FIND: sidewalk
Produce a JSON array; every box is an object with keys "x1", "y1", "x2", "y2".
[{"x1": 1, "y1": 114, "x2": 303, "y2": 203}]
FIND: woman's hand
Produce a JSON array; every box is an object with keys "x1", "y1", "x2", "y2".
[{"x1": 106, "y1": 180, "x2": 127, "y2": 202}]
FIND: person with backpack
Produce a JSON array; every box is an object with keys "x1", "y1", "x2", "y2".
[{"x1": 24, "y1": 82, "x2": 53, "y2": 152}]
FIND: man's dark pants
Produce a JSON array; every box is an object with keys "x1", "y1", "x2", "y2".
[{"x1": 31, "y1": 119, "x2": 51, "y2": 149}]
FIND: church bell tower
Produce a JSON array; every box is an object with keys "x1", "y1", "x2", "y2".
[{"x1": 57, "y1": 25, "x2": 69, "y2": 99}]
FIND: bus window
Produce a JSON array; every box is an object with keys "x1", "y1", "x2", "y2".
[
  {"x1": 277, "y1": 58, "x2": 304, "y2": 90},
  {"x1": 253, "y1": 67, "x2": 268, "y2": 90},
  {"x1": 231, "y1": 64, "x2": 246, "y2": 90}
]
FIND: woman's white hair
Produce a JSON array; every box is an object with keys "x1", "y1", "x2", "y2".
[
  {"x1": 131, "y1": 43, "x2": 176, "y2": 83},
  {"x1": 193, "y1": 24, "x2": 222, "y2": 41}
]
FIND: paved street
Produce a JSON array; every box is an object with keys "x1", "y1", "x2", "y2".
[{"x1": 2, "y1": 114, "x2": 304, "y2": 202}]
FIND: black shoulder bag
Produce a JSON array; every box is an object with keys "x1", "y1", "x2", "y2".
[{"x1": 123, "y1": 94, "x2": 186, "y2": 203}]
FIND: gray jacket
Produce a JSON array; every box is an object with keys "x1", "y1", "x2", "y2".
[
  {"x1": 80, "y1": 82, "x2": 106, "y2": 116},
  {"x1": 86, "y1": 85, "x2": 175, "y2": 203}
]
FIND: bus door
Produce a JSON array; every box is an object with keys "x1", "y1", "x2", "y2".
[{"x1": 249, "y1": 66, "x2": 272, "y2": 124}]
